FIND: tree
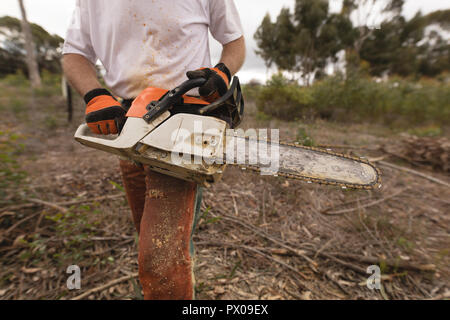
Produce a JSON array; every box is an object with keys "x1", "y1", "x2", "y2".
[
  {"x1": 254, "y1": 14, "x2": 278, "y2": 70},
  {"x1": 254, "y1": 0, "x2": 449, "y2": 81},
  {"x1": 360, "y1": 10, "x2": 450, "y2": 77},
  {"x1": 18, "y1": 0, "x2": 41, "y2": 87},
  {"x1": 0, "y1": 16, "x2": 64, "y2": 78},
  {"x1": 342, "y1": 0, "x2": 404, "y2": 71},
  {"x1": 254, "y1": 0, "x2": 355, "y2": 84}
]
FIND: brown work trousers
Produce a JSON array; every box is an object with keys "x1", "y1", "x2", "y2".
[{"x1": 119, "y1": 159, "x2": 202, "y2": 300}]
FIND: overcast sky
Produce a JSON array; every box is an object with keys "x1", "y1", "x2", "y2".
[{"x1": 1, "y1": 0, "x2": 448, "y2": 82}]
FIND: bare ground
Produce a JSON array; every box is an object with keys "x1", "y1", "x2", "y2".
[{"x1": 0, "y1": 90, "x2": 449, "y2": 300}]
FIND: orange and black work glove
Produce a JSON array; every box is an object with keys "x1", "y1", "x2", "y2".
[
  {"x1": 186, "y1": 63, "x2": 231, "y2": 103},
  {"x1": 84, "y1": 88, "x2": 126, "y2": 135}
]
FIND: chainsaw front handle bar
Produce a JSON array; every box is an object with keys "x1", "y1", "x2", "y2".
[
  {"x1": 198, "y1": 77, "x2": 244, "y2": 128},
  {"x1": 143, "y1": 77, "x2": 207, "y2": 123}
]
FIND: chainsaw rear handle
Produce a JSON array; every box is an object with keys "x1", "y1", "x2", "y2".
[
  {"x1": 74, "y1": 113, "x2": 171, "y2": 154},
  {"x1": 143, "y1": 77, "x2": 207, "y2": 123},
  {"x1": 74, "y1": 123, "x2": 129, "y2": 156}
]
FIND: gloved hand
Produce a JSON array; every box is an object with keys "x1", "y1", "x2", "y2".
[
  {"x1": 186, "y1": 63, "x2": 231, "y2": 102},
  {"x1": 84, "y1": 88, "x2": 126, "y2": 135}
]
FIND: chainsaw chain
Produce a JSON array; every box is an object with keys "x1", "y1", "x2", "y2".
[{"x1": 231, "y1": 141, "x2": 382, "y2": 190}]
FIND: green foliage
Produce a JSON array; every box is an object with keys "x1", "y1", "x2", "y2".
[
  {"x1": 109, "y1": 180, "x2": 125, "y2": 192},
  {"x1": 2, "y1": 70, "x2": 29, "y2": 87},
  {"x1": 408, "y1": 126, "x2": 442, "y2": 137},
  {"x1": 0, "y1": 71, "x2": 63, "y2": 122},
  {"x1": 425, "y1": 10, "x2": 450, "y2": 28},
  {"x1": 33, "y1": 70, "x2": 62, "y2": 97},
  {"x1": 0, "y1": 15, "x2": 64, "y2": 77},
  {"x1": 256, "y1": 74, "x2": 313, "y2": 121},
  {"x1": 360, "y1": 10, "x2": 450, "y2": 78},
  {"x1": 16, "y1": 204, "x2": 105, "y2": 267},
  {"x1": 229, "y1": 260, "x2": 241, "y2": 279},
  {"x1": 10, "y1": 98, "x2": 26, "y2": 116},
  {"x1": 396, "y1": 236, "x2": 415, "y2": 252},
  {"x1": 199, "y1": 206, "x2": 222, "y2": 225},
  {"x1": 254, "y1": 73, "x2": 450, "y2": 127},
  {"x1": 296, "y1": 127, "x2": 315, "y2": 146},
  {"x1": 0, "y1": 131, "x2": 26, "y2": 202},
  {"x1": 242, "y1": 82, "x2": 262, "y2": 102}
]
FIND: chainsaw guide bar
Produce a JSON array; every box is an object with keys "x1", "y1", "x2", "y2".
[{"x1": 225, "y1": 137, "x2": 381, "y2": 190}]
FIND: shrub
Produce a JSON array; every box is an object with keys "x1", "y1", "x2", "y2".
[
  {"x1": 256, "y1": 74, "x2": 313, "y2": 121},
  {"x1": 2, "y1": 71, "x2": 29, "y2": 87},
  {"x1": 252, "y1": 73, "x2": 450, "y2": 127}
]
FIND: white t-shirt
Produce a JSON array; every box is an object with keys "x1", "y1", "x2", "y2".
[{"x1": 63, "y1": 0, "x2": 243, "y2": 99}]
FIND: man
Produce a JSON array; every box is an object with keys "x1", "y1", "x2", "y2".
[{"x1": 62, "y1": 0, "x2": 245, "y2": 300}]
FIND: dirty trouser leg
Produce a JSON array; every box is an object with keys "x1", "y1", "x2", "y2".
[
  {"x1": 137, "y1": 167, "x2": 200, "y2": 300},
  {"x1": 120, "y1": 160, "x2": 202, "y2": 299}
]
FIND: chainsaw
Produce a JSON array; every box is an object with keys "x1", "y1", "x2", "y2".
[{"x1": 75, "y1": 77, "x2": 381, "y2": 189}]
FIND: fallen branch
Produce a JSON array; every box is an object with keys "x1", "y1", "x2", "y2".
[
  {"x1": 318, "y1": 253, "x2": 367, "y2": 275},
  {"x1": 323, "y1": 271, "x2": 350, "y2": 296},
  {"x1": 71, "y1": 273, "x2": 138, "y2": 300},
  {"x1": 0, "y1": 203, "x2": 35, "y2": 214},
  {"x1": 0, "y1": 194, "x2": 125, "y2": 214},
  {"x1": 4, "y1": 212, "x2": 40, "y2": 235},
  {"x1": 27, "y1": 199, "x2": 69, "y2": 214},
  {"x1": 58, "y1": 194, "x2": 125, "y2": 206},
  {"x1": 205, "y1": 202, "x2": 436, "y2": 279},
  {"x1": 242, "y1": 245, "x2": 308, "y2": 280},
  {"x1": 216, "y1": 211, "x2": 318, "y2": 268},
  {"x1": 321, "y1": 188, "x2": 407, "y2": 215},
  {"x1": 379, "y1": 146, "x2": 427, "y2": 169},
  {"x1": 379, "y1": 161, "x2": 450, "y2": 188},
  {"x1": 333, "y1": 253, "x2": 436, "y2": 273},
  {"x1": 197, "y1": 241, "x2": 309, "y2": 281},
  {"x1": 428, "y1": 290, "x2": 450, "y2": 300}
]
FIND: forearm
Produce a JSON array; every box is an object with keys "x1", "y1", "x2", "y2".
[
  {"x1": 219, "y1": 36, "x2": 246, "y2": 76},
  {"x1": 62, "y1": 54, "x2": 102, "y2": 97}
]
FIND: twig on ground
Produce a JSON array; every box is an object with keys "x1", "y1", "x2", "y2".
[
  {"x1": 379, "y1": 146, "x2": 427, "y2": 169},
  {"x1": 34, "y1": 211, "x2": 45, "y2": 232},
  {"x1": 323, "y1": 271, "x2": 350, "y2": 296},
  {"x1": 231, "y1": 195, "x2": 239, "y2": 217},
  {"x1": 58, "y1": 194, "x2": 125, "y2": 206},
  {"x1": 28, "y1": 198, "x2": 69, "y2": 213},
  {"x1": 332, "y1": 253, "x2": 436, "y2": 273},
  {"x1": 71, "y1": 273, "x2": 138, "y2": 300},
  {"x1": 0, "y1": 203, "x2": 35, "y2": 214},
  {"x1": 216, "y1": 210, "x2": 318, "y2": 269},
  {"x1": 407, "y1": 275, "x2": 432, "y2": 298},
  {"x1": 5, "y1": 212, "x2": 40, "y2": 235},
  {"x1": 379, "y1": 161, "x2": 450, "y2": 188},
  {"x1": 318, "y1": 253, "x2": 367, "y2": 275},
  {"x1": 0, "y1": 194, "x2": 125, "y2": 214},
  {"x1": 427, "y1": 290, "x2": 450, "y2": 300},
  {"x1": 314, "y1": 238, "x2": 335, "y2": 259},
  {"x1": 197, "y1": 241, "x2": 309, "y2": 281}
]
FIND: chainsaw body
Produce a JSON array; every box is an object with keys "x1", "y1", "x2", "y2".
[{"x1": 75, "y1": 77, "x2": 244, "y2": 186}]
